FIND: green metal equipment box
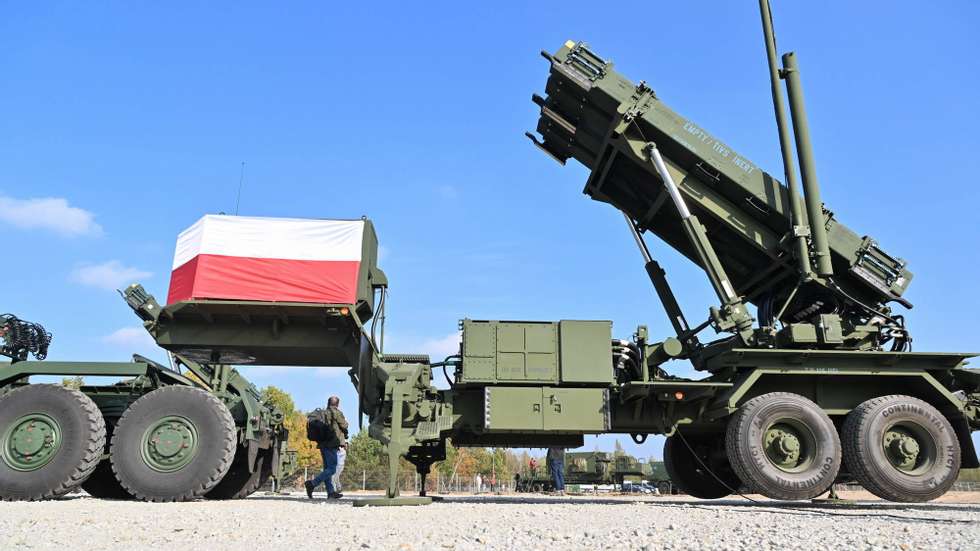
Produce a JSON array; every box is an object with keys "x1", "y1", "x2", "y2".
[
  {"x1": 483, "y1": 386, "x2": 611, "y2": 432},
  {"x1": 459, "y1": 319, "x2": 612, "y2": 385}
]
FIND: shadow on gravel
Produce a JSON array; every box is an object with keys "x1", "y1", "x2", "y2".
[
  {"x1": 250, "y1": 493, "x2": 979, "y2": 524},
  {"x1": 328, "y1": 494, "x2": 979, "y2": 525},
  {"x1": 254, "y1": 494, "x2": 349, "y2": 505},
  {"x1": 646, "y1": 500, "x2": 979, "y2": 525}
]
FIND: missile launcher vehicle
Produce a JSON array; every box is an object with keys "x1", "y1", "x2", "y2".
[
  {"x1": 2, "y1": 2, "x2": 978, "y2": 506},
  {"x1": 353, "y1": 2, "x2": 980, "y2": 505}
]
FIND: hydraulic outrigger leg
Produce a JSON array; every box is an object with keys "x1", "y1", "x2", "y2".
[{"x1": 354, "y1": 380, "x2": 432, "y2": 507}]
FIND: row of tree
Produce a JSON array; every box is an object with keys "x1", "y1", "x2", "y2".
[{"x1": 260, "y1": 385, "x2": 537, "y2": 490}]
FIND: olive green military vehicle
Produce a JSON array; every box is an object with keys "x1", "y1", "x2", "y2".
[
  {"x1": 3, "y1": 2, "x2": 979, "y2": 506},
  {"x1": 515, "y1": 451, "x2": 650, "y2": 492},
  {"x1": 354, "y1": 2, "x2": 980, "y2": 505},
  {"x1": 0, "y1": 306, "x2": 295, "y2": 502}
]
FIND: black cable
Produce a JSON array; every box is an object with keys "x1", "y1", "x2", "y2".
[
  {"x1": 0, "y1": 314, "x2": 52, "y2": 361},
  {"x1": 674, "y1": 429, "x2": 762, "y2": 504}
]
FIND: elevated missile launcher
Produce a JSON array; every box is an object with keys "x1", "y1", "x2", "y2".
[
  {"x1": 355, "y1": 2, "x2": 980, "y2": 506},
  {"x1": 3, "y1": 3, "x2": 979, "y2": 507},
  {"x1": 528, "y1": 39, "x2": 912, "y2": 356}
]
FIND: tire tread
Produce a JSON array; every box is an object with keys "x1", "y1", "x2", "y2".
[
  {"x1": 0, "y1": 384, "x2": 106, "y2": 501},
  {"x1": 110, "y1": 386, "x2": 236, "y2": 503},
  {"x1": 726, "y1": 392, "x2": 839, "y2": 500},
  {"x1": 842, "y1": 394, "x2": 959, "y2": 503}
]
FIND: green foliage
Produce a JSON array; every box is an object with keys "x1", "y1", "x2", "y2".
[
  {"x1": 260, "y1": 385, "x2": 295, "y2": 418},
  {"x1": 284, "y1": 411, "x2": 319, "y2": 470},
  {"x1": 340, "y1": 430, "x2": 386, "y2": 488},
  {"x1": 61, "y1": 376, "x2": 84, "y2": 390}
]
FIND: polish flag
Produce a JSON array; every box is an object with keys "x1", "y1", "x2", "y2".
[{"x1": 167, "y1": 215, "x2": 365, "y2": 305}]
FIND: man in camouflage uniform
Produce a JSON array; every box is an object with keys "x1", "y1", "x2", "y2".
[{"x1": 304, "y1": 395, "x2": 349, "y2": 499}]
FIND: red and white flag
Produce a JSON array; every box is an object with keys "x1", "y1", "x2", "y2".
[{"x1": 167, "y1": 215, "x2": 365, "y2": 305}]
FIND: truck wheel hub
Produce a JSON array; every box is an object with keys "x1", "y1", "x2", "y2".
[
  {"x1": 2, "y1": 414, "x2": 61, "y2": 471},
  {"x1": 764, "y1": 423, "x2": 808, "y2": 471},
  {"x1": 883, "y1": 427, "x2": 925, "y2": 472},
  {"x1": 140, "y1": 416, "x2": 198, "y2": 472}
]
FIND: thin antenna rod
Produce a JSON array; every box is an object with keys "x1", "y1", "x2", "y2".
[
  {"x1": 235, "y1": 161, "x2": 245, "y2": 215},
  {"x1": 759, "y1": 0, "x2": 811, "y2": 277}
]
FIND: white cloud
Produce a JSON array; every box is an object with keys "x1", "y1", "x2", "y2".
[
  {"x1": 420, "y1": 332, "x2": 462, "y2": 358},
  {"x1": 70, "y1": 260, "x2": 152, "y2": 291},
  {"x1": 102, "y1": 326, "x2": 156, "y2": 349},
  {"x1": 0, "y1": 194, "x2": 102, "y2": 237}
]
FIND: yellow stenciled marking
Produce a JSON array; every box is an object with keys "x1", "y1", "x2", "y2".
[{"x1": 564, "y1": 40, "x2": 576, "y2": 49}]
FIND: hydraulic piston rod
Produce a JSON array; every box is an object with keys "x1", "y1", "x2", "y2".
[
  {"x1": 623, "y1": 213, "x2": 693, "y2": 341},
  {"x1": 645, "y1": 143, "x2": 755, "y2": 343}
]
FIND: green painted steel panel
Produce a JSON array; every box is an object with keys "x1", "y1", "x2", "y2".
[
  {"x1": 460, "y1": 320, "x2": 558, "y2": 384},
  {"x1": 543, "y1": 388, "x2": 609, "y2": 431},
  {"x1": 464, "y1": 357, "x2": 494, "y2": 382},
  {"x1": 483, "y1": 387, "x2": 543, "y2": 431},
  {"x1": 496, "y1": 324, "x2": 525, "y2": 352},
  {"x1": 559, "y1": 320, "x2": 613, "y2": 384},
  {"x1": 527, "y1": 353, "x2": 556, "y2": 380},
  {"x1": 463, "y1": 321, "x2": 494, "y2": 357},
  {"x1": 497, "y1": 352, "x2": 525, "y2": 381},
  {"x1": 526, "y1": 324, "x2": 557, "y2": 353}
]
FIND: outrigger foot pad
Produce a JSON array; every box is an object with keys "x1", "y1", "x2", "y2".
[{"x1": 352, "y1": 496, "x2": 433, "y2": 507}]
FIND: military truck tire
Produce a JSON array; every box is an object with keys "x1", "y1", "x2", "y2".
[
  {"x1": 0, "y1": 384, "x2": 105, "y2": 501},
  {"x1": 842, "y1": 395, "x2": 960, "y2": 502},
  {"x1": 111, "y1": 386, "x2": 236, "y2": 502},
  {"x1": 663, "y1": 433, "x2": 740, "y2": 499},
  {"x1": 726, "y1": 392, "x2": 840, "y2": 500},
  {"x1": 204, "y1": 447, "x2": 266, "y2": 500}
]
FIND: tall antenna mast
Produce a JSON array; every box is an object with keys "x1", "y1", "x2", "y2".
[{"x1": 235, "y1": 161, "x2": 245, "y2": 215}]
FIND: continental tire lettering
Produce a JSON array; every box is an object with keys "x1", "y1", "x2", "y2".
[{"x1": 882, "y1": 404, "x2": 925, "y2": 418}]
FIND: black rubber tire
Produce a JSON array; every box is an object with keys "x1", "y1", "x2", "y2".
[
  {"x1": 81, "y1": 459, "x2": 133, "y2": 499},
  {"x1": 204, "y1": 446, "x2": 266, "y2": 500},
  {"x1": 110, "y1": 386, "x2": 235, "y2": 502},
  {"x1": 663, "y1": 433, "x2": 741, "y2": 499},
  {"x1": 842, "y1": 395, "x2": 960, "y2": 502},
  {"x1": 0, "y1": 384, "x2": 105, "y2": 501},
  {"x1": 726, "y1": 392, "x2": 841, "y2": 500}
]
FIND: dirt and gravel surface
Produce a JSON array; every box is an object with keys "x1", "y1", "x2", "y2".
[{"x1": 2, "y1": 491, "x2": 979, "y2": 550}]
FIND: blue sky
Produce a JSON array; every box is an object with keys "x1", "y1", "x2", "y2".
[{"x1": 2, "y1": 2, "x2": 978, "y2": 460}]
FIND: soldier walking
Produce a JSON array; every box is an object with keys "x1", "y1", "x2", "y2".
[{"x1": 304, "y1": 395, "x2": 349, "y2": 500}]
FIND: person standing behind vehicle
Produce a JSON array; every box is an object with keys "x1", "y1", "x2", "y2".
[
  {"x1": 332, "y1": 442, "x2": 347, "y2": 494},
  {"x1": 304, "y1": 395, "x2": 349, "y2": 500},
  {"x1": 547, "y1": 446, "x2": 565, "y2": 495}
]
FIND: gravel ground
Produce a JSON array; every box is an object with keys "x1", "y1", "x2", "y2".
[{"x1": 2, "y1": 492, "x2": 978, "y2": 550}]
